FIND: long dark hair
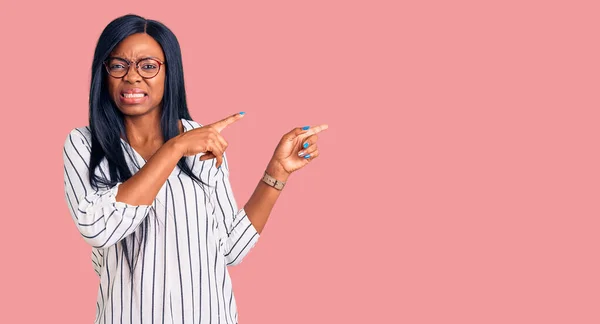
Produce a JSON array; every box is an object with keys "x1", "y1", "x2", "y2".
[{"x1": 88, "y1": 14, "x2": 204, "y2": 275}]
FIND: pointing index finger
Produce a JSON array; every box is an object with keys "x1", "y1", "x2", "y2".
[
  {"x1": 304, "y1": 124, "x2": 329, "y2": 136},
  {"x1": 211, "y1": 112, "x2": 245, "y2": 133}
]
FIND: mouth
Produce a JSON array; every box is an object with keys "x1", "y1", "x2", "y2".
[
  {"x1": 119, "y1": 89, "x2": 148, "y2": 104},
  {"x1": 121, "y1": 93, "x2": 147, "y2": 98},
  {"x1": 120, "y1": 90, "x2": 148, "y2": 98}
]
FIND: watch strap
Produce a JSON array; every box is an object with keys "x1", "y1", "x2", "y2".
[{"x1": 261, "y1": 171, "x2": 285, "y2": 190}]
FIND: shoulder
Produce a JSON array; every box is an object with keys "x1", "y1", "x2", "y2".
[
  {"x1": 64, "y1": 126, "x2": 92, "y2": 150},
  {"x1": 181, "y1": 118, "x2": 204, "y2": 131}
]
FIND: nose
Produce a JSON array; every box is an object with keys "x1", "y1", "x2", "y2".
[{"x1": 123, "y1": 63, "x2": 142, "y2": 83}]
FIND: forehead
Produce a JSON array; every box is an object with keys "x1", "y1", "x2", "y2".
[{"x1": 110, "y1": 33, "x2": 164, "y2": 59}]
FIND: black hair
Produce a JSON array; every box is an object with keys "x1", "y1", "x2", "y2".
[{"x1": 88, "y1": 14, "x2": 204, "y2": 275}]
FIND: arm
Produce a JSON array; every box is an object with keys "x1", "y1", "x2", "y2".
[
  {"x1": 212, "y1": 155, "x2": 288, "y2": 266},
  {"x1": 62, "y1": 129, "x2": 181, "y2": 248},
  {"x1": 114, "y1": 138, "x2": 182, "y2": 206},
  {"x1": 243, "y1": 161, "x2": 289, "y2": 234},
  {"x1": 212, "y1": 124, "x2": 328, "y2": 265},
  {"x1": 242, "y1": 125, "x2": 328, "y2": 234}
]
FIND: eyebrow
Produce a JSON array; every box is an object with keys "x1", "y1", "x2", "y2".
[{"x1": 108, "y1": 55, "x2": 165, "y2": 62}]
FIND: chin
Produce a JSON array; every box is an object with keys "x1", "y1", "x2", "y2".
[{"x1": 119, "y1": 104, "x2": 159, "y2": 117}]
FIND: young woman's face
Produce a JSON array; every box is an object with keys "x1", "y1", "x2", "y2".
[{"x1": 106, "y1": 33, "x2": 166, "y2": 117}]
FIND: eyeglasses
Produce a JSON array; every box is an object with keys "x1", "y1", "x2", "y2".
[{"x1": 104, "y1": 57, "x2": 165, "y2": 79}]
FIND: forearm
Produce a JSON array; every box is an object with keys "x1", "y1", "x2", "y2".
[
  {"x1": 115, "y1": 138, "x2": 183, "y2": 206},
  {"x1": 243, "y1": 161, "x2": 290, "y2": 234}
]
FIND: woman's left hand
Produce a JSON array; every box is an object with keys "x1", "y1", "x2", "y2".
[{"x1": 266, "y1": 124, "x2": 329, "y2": 179}]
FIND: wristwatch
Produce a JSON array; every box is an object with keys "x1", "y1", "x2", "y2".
[{"x1": 261, "y1": 171, "x2": 286, "y2": 190}]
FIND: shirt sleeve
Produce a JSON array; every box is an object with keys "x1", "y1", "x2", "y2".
[
  {"x1": 211, "y1": 153, "x2": 260, "y2": 266},
  {"x1": 63, "y1": 129, "x2": 154, "y2": 249}
]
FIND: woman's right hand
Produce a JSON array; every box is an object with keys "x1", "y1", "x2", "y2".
[{"x1": 173, "y1": 112, "x2": 245, "y2": 168}]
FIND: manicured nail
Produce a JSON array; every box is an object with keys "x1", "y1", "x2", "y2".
[
  {"x1": 303, "y1": 142, "x2": 309, "y2": 149},
  {"x1": 302, "y1": 126, "x2": 310, "y2": 130},
  {"x1": 239, "y1": 112, "x2": 246, "y2": 115},
  {"x1": 298, "y1": 151, "x2": 305, "y2": 156},
  {"x1": 304, "y1": 154, "x2": 311, "y2": 159}
]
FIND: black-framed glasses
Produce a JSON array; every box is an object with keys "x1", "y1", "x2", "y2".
[{"x1": 104, "y1": 57, "x2": 165, "y2": 79}]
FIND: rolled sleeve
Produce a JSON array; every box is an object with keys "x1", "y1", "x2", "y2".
[
  {"x1": 63, "y1": 129, "x2": 153, "y2": 249},
  {"x1": 211, "y1": 154, "x2": 260, "y2": 266}
]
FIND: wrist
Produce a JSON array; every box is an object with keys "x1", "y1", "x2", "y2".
[
  {"x1": 166, "y1": 136, "x2": 184, "y2": 158},
  {"x1": 265, "y1": 160, "x2": 290, "y2": 182}
]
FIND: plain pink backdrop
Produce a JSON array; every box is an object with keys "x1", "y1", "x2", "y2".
[{"x1": 1, "y1": 0, "x2": 599, "y2": 323}]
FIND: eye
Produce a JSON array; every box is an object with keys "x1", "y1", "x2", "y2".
[
  {"x1": 106, "y1": 58, "x2": 128, "y2": 70},
  {"x1": 141, "y1": 64, "x2": 157, "y2": 70}
]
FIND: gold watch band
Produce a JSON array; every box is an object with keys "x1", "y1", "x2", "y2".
[{"x1": 261, "y1": 171, "x2": 285, "y2": 190}]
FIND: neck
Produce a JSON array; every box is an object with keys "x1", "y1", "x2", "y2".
[{"x1": 121, "y1": 108, "x2": 184, "y2": 145}]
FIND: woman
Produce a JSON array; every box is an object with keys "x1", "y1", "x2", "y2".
[{"x1": 62, "y1": 14, "x2": 327, "y2": 323}]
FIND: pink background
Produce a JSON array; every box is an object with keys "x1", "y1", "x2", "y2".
[{"x1": 1, "y1": 0, "x2": 599, "y2": 323}]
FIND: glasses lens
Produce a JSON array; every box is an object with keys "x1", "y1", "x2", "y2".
[
  {"x1": 138, "y1": 59, "x2": 160, "y2": 78},
  {"x1": 105, "y1": 58, "x2": 129, "y2": 77}
]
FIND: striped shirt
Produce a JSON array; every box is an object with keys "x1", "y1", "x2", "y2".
[{"x1": 62, "y1": 118, "x2": 260, "y2": 324}]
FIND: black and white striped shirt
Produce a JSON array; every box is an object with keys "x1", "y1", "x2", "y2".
[{"x1": 63, "y1": 118, "x2": 260, "y2": 324}]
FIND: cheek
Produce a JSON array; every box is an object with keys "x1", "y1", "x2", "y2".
[
  {"x1": 149, "y1": 77, "x2": 166, "y2": 101},
  {"x1": 107, "y1": 79, "x2": 119, "y2": 97}
]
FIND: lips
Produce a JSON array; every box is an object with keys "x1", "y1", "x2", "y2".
[{"x1": 119, "y1": 89, "x2": 148, "y2": 104}]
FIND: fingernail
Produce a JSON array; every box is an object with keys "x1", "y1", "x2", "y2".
[
  {"x1": 239, "y1": 112, "x2": 246, "y2": 115},
  {"x1": 298, "y1": 151, "x2": 304, "y2": 156},
  {"x1": 303, "y1": 142, "x2": 309, "y2": 149},
  {"x1": 304, "y1": 154, "x2": 311, "y2": 159},
  {"x1": 302, "y1": 126, "x2": 310, "y2": 130}
]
